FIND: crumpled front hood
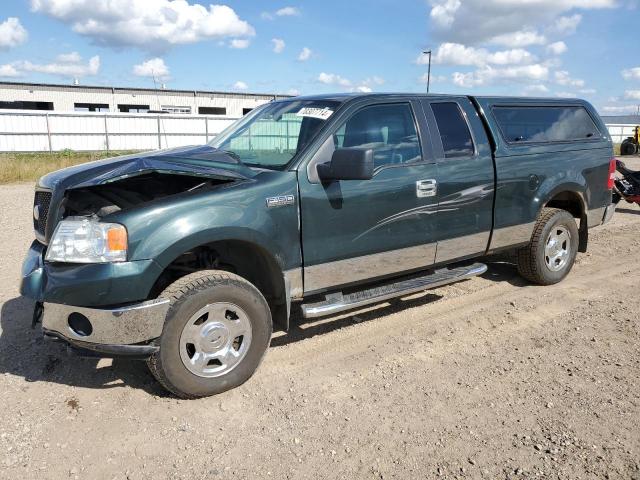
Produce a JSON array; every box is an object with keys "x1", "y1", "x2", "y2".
[{"x1": 38, "y1": 145, "x2": 257, "y2": 191}]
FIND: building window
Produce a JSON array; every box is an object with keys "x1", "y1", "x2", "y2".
[
  {"x1": 0, "y1": 101, "x2": 54, "y2": 111},
  {"x1": 243, "y1": 108, "x2": 253, "y2": 115},
  {"x1": 118, "y1": 104, "x2": 150, "y2": 113},
  {"x1": 74, "y1": 103, "x2": 109, "y2": 112},
  {"x1": 198, "y1": 106, "x2": 227, "y2": 115},
  {"x1": 161, "y1": 105, "x2": 191, "y2": 114}
]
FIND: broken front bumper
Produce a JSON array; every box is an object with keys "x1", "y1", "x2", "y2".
[
  {"x1": 21, "y1": 240, "x2": 170, "y2": 357},
  {"x1": 41, "y1": 298, "x2": 169, "y2": 345}
]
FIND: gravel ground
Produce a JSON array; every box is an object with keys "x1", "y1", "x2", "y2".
[{"x1": 1, "y1": 159, "x2": 640, "y2": 480}]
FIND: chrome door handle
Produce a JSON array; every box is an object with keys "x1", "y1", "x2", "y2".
[{"x1": 416, "y1": 179, "x2": 437, "y2": 198}]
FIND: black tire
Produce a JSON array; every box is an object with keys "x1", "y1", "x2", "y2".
[
  {"x1": 516, "y1": 208, "x2": 579, "y2": 285},
  {"x1": 147, "y1": 270, "x2": 272, "y2": 399},
  {"x1": 620, "y1": 139, "x2": 637, "y2": 156}
]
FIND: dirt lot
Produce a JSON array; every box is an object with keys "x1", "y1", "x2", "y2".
[{"x1": 1, "y1": 160, "x2": 640, "y2": 480}]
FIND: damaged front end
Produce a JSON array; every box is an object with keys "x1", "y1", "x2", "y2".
[
  {"x1": 22, "y1": 145, "x2": 256, "y2": 356},
  {"x1": 36, "y1": 145, "x2": 255, "y2": 242}
]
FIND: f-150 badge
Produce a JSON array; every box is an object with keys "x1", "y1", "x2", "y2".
[{"x1": 266, "y1": 195, "x2": 295, "y2": 208}]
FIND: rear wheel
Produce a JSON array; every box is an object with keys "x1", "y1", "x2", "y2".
[
  {"x1": 517, "y1": 208, "x2": 579, "y2": 285},
  {"x1": 147, "y1": 270, "x2": 272, "y2": 399}
]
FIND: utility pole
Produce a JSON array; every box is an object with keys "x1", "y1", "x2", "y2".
[{"x1": 422, "y1": 50, "x2": 432, "y2": 93}]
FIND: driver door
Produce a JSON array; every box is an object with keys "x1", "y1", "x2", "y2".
[{"x1": 298, "y1": 100, "x2": 439, "y2": 294}]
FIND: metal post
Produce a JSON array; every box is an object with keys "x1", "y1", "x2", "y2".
[
  {"x1": 103, "y1": 114, "x2": 109, "y2": 152},
  {"x1": 157, "y1": 115, "x2": 162, "y2": 149},
  {"x1": 45, "y1": 113, "x2": 52, "y2": 152},
  {"x1": 205, "y1": 117, "x2": 209, "y2": 142},
  {"x1": 423, "y1": 50, "x2": 432, "y2": 93}
]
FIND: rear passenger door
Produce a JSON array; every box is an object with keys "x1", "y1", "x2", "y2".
[{"x1": 422, "y1": 97, "x2": 495, "y2": 263}]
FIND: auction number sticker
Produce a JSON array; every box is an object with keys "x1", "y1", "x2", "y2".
[{"x1": 296, "y1": 107, "x2": 334, "y2": 120}]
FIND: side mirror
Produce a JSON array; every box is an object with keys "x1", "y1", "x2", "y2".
[{"x1": 317, "y1": 148, "x2": 374, "y2": 181}]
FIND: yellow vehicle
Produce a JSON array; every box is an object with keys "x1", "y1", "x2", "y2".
[{"x1": 620, "y1": 125, "x2": 640, "y2": 155}]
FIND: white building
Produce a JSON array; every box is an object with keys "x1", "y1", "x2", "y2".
[
  {"x1": 0, "y1": 81, "x2": 291, "y2": 152},
  {"x1": 0, "y1": 81, "x2": 289, "y2": 117}
]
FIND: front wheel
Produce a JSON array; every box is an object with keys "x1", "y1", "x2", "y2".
[
  {"x1": 516, "y1": 208, "x2": 579, "y2": 285},
  {"x1": 147, "y1": 270, "x2": 272, "y2": 399}
]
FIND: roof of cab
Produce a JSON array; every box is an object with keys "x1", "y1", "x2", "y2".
[{"x1": 279, "y1": 92, "x2": 591, "y2": 105}]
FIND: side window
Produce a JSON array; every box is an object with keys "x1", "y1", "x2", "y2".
[
  {"x1": 431, "y1": 102, "x2": 475, "y2": 158},
  {"x1": 334, "y1": 103, "x2": 421, "y2": 168},
  {"x1": 492, "y1": 106, "x2": 600, "y2": 143}
]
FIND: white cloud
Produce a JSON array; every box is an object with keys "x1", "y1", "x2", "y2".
[
  {"x1": 420, "y1": 43, "x2": 536, "y2": 68},
  {"x1": 233, "y1": 80, "x2": 248, "y2": 90},
  {"x1": 297, "y1": 47, "x2": 312, "y2": 61},
  {"x1": 271, "y1": 38, "x2": 285, "y2": 53},
  {"x1": 287, "y1": 88, "x2": 300, "y2": 96},
  {"x1": 133, "y1": 57, "x2": 169, "y2": 78},
  {"x1": 419, "y1": 73, "x2": 447, "y2": 84},
  {"x1": 30, "y1": 0, "x2": 254, "y2": 51},
  {"x1": 317, "y1": 72, "x2": 384, "y2": 92},
  {"x1": 546, "y1": 41, "x2": 568, "y2": 55},
  {"x1": 428, "y1": 0, "x2": 615, "y2": 46},
  {"x1": 229, "y1": 38, "x2": 250, "y2": 49},
  {"x1": 556, "y1": 92, "x2": 578, "y2": 98},
  {"x1": 452, "y1": 64, "x2": 549, "y2": 88},
  {"x1": 489, "y1": 30, "x2": 546, "y2": 47},
  {"x1": 601, "y1": 105, "x2": 639, "y2": 114},
  {"x1": 56, "y1": 51, "x2": 81, "y2": 63},
  {"x1": 0, "y1": 17, "x2": 28, "y2": 49},
  {"x1": 523, "y1": 84, "x2": 550, "y2": 94},
  {"x1": 261, "y1": 6, "x2": 301, "y2": 20},
  {"x1": 14, "y1": 54, "x2": 100, "y2": 77},
  {"x1": 625, "y1": 90, "x2": 640, "y2": 100},
  {"x1": 622, "y1": 67, "x2": 640, "y2": 80},
  {"x1": 578, "y1": 88, "x2": 597, "y2": 94},
  {"x1": 549, "y1": 14, "x2": 582, "y2": 35},
  {"x1": 317, "y1": 72, "x2": 351, "y2": 87},
  {"x1": 555, "y1": 70, "x2": 585, "y2": 88},
  {"x1": 0, "y1": 64, "x2": 21, "y2": 77},
  {"x1": 430, "y1": 0, "x2": 461, "y2": 28},
  {"x1": 276, "y1": 7, "x2": 300, "y2": 16}
]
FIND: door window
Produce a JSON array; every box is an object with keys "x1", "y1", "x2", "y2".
[
  {"x1": 431, "y1": 102, "x2": 475, "y2": 158},
  {"x1": 334, "y1": 103, "x2": 421, "y2": 168}
]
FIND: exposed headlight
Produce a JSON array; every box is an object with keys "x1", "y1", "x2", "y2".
[{"x1": 45, "y1": 219, "x2": 127, "y2": 263}]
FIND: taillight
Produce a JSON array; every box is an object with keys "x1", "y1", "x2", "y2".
[{"x1": 608, "y1": 158, "x2": 616, "y2": 190}]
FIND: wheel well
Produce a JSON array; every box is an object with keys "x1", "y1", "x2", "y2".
[
  {"x1": 545, "y1": 191, "x2": 584, "y2": 219},
  {"x1": 149, "y1": 240, "x2": 287, "y2": 328},
  {"x1": 544, "y1": 191, "x2": 588, "y2": 252}
]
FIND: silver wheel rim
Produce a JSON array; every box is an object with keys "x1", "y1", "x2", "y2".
[
  {"x1": 179, "y1": 302, "x2": 252, "y2": 378},
  {"x1": 544, "y1": 225, "x2": 571, "y2": 272}
]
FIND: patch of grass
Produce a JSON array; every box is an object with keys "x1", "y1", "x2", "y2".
[{"x1": 0, "y1": 150, "x2": 141, "y2": 184}]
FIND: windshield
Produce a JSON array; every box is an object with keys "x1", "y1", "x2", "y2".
[{"x1": 209, "y1": 99, "x2": 341, "y2": 169}]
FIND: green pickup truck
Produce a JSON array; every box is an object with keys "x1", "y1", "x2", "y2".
[{"x1": 21, "y1": 93, "x2": 616, "y2": 398}]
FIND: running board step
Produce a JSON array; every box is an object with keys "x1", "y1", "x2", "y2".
[{"x1": 301, "y1": 262, "x2": 487, "y2": 319}]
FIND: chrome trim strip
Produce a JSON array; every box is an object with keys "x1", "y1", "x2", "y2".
[
  {"x1": 489, "y1": 221, "x2": 536, "y2": 250},
  {"x1": 601, "y1": 204, "x2": 615, "y2": 225},
  {"x1": 435, "y1": 231, "x2": 490, "y2": 263},
  {"x1": 42, "y1": 298, "x2": 170, "y2": 345},
  {"x1": 283, "y1": 268, "x2": 304, "y2": 299},
  {"x1": 301, "y1": 263, "x2": 487, "y2": 318},
  {"x1": 587, "y1": 206, "x2": 607, "y2": 228},
  {"x1": 304, "y1": 243, "x2": 437, "y2": 294}
]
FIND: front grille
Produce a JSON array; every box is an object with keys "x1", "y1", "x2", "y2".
[{"x1": 33, "y1": 190, "x2": 52, "y2": 237}]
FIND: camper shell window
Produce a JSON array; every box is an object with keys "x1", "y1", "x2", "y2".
[{"x1": 492, "y1": 106, "x2": 601, "y2": 144}]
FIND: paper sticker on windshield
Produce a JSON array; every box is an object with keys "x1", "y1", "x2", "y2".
[{"x1": 297, "y1": 107, "x2": 334, "y2": 120}]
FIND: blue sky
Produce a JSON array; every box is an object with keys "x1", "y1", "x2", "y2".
[{"x1": 0, "y1": 0, "x2": 639, "y2": 114}]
